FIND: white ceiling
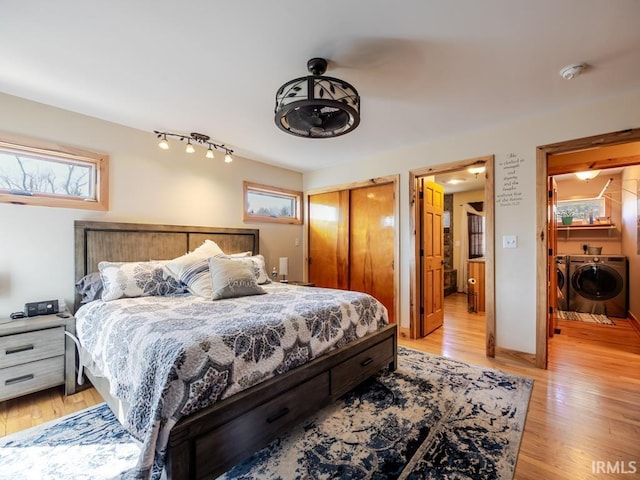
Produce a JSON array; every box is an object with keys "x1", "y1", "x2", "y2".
[{"x1": 1, "y1": 1, "x2": 640, "y2": 173}]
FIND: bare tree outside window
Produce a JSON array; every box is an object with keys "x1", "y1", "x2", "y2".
[
  {"x1": 0, "y1": 134, "x2": 108, "y2": 210},
  {"x1": 0, "y1": 153, "x2": 93, "y2": 198},
  {"x1": 243, "y1": 181, "x2": 302, "y2": 224}
]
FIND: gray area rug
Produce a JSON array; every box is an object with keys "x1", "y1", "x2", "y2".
[{"x1": 0, "y1": 347, "x2": 533, "y2": 480}]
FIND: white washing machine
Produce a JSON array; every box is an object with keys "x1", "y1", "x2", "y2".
[
  {"x1": 556, "y1": 255, "x2": 569, "y2": 311},
  {"x1": 568, "y1": 255, "x2": 628, "y2": 318}
]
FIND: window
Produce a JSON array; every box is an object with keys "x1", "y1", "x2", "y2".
[
  {"x1": 0, "y1": 133, "x2": 108, "y2": 210},
  {"x1": 557, "y1": 198, "x2": 607, "y2": 223},
  {"x1": 243, "y1": 181, "x2": 302, "y2": 224},
  {"x1": 468, "y1": 213, "x2": 485, "y2": 258}
]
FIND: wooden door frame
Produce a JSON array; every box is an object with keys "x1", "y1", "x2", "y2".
[
  {"x1": 535, "y1": 128, "x2": 640, "y2": 368},
  {"x1": 409, "y1": 155, "x2": 496, "y2": 358},
  {"x1": 305, "y1": 175, "x2": 400, "y2": 325}
]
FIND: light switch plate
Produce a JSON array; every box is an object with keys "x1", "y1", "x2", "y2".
[{"x1": 503, "y1": 235, "x2": 517, "y2": 249}]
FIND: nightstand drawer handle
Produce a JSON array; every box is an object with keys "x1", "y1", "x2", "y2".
[
  {"x1": 5, "y1": 374, "x2": 34, "y2": 386},
  {"x1": 266, "y1": 407, "x2": 290, "y2": 424},
  {"x1": 361, "y1": 357, "x2": 374, "y2": 367},
  {"x1": 5, "y1": 345, "x2": 34, "y2": 355}
]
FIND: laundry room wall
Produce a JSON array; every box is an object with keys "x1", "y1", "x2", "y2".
[
  {"x1": 556, "y1": 173, "x2": 623, "y2": 256},
  {"x1": 621, "y1": 165, "x2": 640, "y2": 321}
]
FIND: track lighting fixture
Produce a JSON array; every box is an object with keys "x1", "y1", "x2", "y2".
[{"x1": 153, "y1": 130, "x2": 234, "y2": 162}]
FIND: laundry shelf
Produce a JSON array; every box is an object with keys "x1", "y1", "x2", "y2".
[{"x1": 557, "y1": 223, "x2": 616, "y2": 238}]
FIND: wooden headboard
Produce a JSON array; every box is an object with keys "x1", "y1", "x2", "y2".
[{"x1": 74, "y1": 219, "x2": 260, "y2": 284}]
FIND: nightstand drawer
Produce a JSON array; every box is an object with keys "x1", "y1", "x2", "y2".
[
  {"x1": 0, "y1": 356, "x2": 64, "y2": 401},
  {"x1": 0, "y1": 327, "x2": 64, "y2": 369}
]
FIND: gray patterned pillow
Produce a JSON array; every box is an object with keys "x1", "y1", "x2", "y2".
[
  {"x1": 98, "y1": 261, "x2": 185, "y2": 302},
  {"x1": 208, "y1": 256, "x2": 266, "y2": 300},
  {"x1": 229, "y1": 254, "x2": 271, "y2": 284}
]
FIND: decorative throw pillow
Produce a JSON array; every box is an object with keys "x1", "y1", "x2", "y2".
[
  {"x1": 98, "y1": 261, "x2": 185, "y2": 302},
  {"x1": 165, "y1": 240, "x2": 225, "y2": 298},
  {"x1": 75, "y1": 271, "x2": 104, "y2": 304},
  {"x1": 208, "y1": 256, "x2": 266, "y2": 300},
  {"x1": 229, "y1": 254, "x2": 271, "y2": 284}
]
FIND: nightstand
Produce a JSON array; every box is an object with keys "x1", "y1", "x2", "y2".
[
  {"x1": 0, "y1": 314, "x2": 76, "y2": 401},
  {"x1": 283, "y1": 281, "x2": 315, "y2": 287}
]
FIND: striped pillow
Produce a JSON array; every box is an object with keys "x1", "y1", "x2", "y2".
[{"x1": 165, "y1": 240, "x2": 225, "y2": 298}]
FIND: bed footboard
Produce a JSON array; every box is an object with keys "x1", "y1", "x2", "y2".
[{"x1": 166, "y1": 323, "x2": 397, "y2": 480}]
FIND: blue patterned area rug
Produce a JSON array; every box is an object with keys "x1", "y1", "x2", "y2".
[{"x1": 0, "y1": 347, "x2": 533, "y2": 480}]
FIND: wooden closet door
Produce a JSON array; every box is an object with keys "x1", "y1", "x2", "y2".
[
  {"x1": 349, "y1": 183, "x2": 395, "y2": 323},
  {"x1": 308, "y1": 190, "x2": 349, "y2": 289}
]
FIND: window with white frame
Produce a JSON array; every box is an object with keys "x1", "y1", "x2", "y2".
[
  {"x1": 0, "y1": 134, "x2": 108, "y2": 210},
  {"x1": 243, "y1": 181, "x2": 302, "y2": 224}
]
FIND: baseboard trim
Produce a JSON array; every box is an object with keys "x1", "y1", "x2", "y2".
[
  {"x1": 495, "y1": 346, "x2": 536, "y2": 367},
  {"x1": 628, "y1": 311, "x2": 640, "y2": 336},
  {"x1": 399, "y1": 326, "x2": 411, "y2": 338}
]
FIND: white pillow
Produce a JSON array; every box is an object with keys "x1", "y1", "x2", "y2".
[
  {"x1": 208, "y1": 256, "x2": 266, "y2": 300},
  {"x1": 230, "y1": 254, "x2": 271, "y2": 284},
  {"x1": 228, "y1": 251, "x2": 252, "y2": 258},
  {"x1": 98, "y1": 260, "x2": 184, "y2": 302},
  {"x1": 165, "y1": 240, "x2": 225, "y2": 298}
]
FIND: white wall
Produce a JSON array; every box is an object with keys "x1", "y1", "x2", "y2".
[
  {"x1": 621, "y1": 165, "x2": 640, "y2": 319},
  {"x1": 304, "y1": 89, "x2": 640, "y2": 354},
  {"x1": 0, "y1": 92, "x2": 304, "y2": 316}
]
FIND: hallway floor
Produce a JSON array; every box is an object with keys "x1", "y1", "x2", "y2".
[{"x1": 399, "y1": 293, "x2": 640, "y2": 479}]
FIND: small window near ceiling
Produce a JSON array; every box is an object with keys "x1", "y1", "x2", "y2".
[
  {"x1": 243, "y1": 181, "x2": 302, "y2": 224},
  {"x1": 0, "y1": 133, "x2": 108, "y2": 210}
]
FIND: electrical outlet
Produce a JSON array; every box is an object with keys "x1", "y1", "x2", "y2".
[{"x1": 503, "y1": 235, "x2": 517, "y2": 249}]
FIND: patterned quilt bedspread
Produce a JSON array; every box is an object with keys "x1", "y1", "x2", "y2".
[{"x1": 75, "y1": 283, "x2": 388, "y2": 479}]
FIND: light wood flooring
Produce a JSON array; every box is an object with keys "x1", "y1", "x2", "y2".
[{"x1": 1, "y1": 293, "x2": 639, "y2": 479}]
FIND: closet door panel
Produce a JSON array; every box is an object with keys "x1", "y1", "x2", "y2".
[
  {"x1": 349, "y1": 183, "x2": 395, "y2": 323},
  {"x1": 308, "y1": 191, "x2": 349, "y2": 289}
]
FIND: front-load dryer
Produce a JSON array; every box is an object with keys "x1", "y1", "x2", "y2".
[
  {"x1": 568, "y1": 255, "x2": 628, "y2": 318},
  {"x1": 556, "y1": 255, "x2": 569, "y2": 311}
]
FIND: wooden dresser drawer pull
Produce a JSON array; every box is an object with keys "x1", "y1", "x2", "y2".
[
  {"x1": 5, "y1": 345, "x2": 35, "y2": 355},
  {"x1": 5, "y1": 374, "x2": 34, "y2": 386},
  {"x1": 360, "y1": 357, "x2": 374, "y2": 367},
  {"x1": 266, "y1": 407, "x2": 290, "y2": 424}
]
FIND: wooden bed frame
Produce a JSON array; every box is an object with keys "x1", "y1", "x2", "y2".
[{"x1": 74, "y1": 220, "x2": 397, "y2": 479}]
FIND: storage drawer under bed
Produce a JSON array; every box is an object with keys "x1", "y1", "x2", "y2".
[
  {"x1": 331, "y1": 336, "x2": 394, "y2": 397},
  {"x1": 194, "y1": 371, "x2": 330, "y2": 478}
]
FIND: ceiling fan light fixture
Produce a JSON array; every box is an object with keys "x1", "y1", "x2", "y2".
[{"x1": 275, "y1": 58, "x2": 360, "y2": 138}]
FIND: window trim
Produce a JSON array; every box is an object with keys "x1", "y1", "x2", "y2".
[
  {"x1": 243, "y1": 181, "x2": 302, "y2": 224},
  {"x1": 0, "y1": 133, "x2": 109, "y2": 211}
]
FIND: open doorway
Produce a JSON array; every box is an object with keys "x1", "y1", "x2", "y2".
[
  {"x1": 409, "y1": 155, "x2": 496, "y2": 358},
  {"x1": 536, "y1": 129, "x2": 640, "y2": 368}
]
